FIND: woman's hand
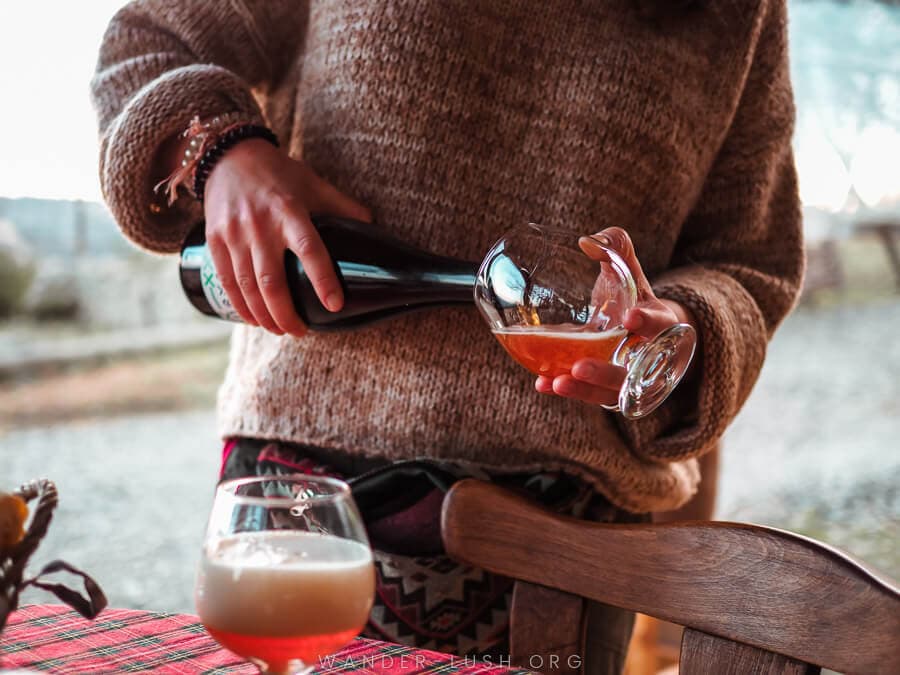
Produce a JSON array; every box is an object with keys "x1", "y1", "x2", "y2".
[
  {"x1": 535, "y1": 227, "x2": 695, "y2": 406},
  {"x1": 202, "y1": 139, "x2": 371, "y2": 337}
]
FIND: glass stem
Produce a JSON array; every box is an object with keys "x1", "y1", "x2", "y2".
[
  {"x1": 256, "y1": 659, "x2": 314, "y2": 675},
  {"x1": 611, "y1": 331, "x2": 646, "y2": 368}
]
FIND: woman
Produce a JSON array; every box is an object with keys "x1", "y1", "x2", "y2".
[{"x1": 92, "y1": 0, "x2": 803, "y2": 671}]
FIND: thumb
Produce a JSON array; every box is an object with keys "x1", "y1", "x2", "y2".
[
  {"x1": 592, "y1": 227, "x2": 654, "y2": 301},
  {"x1": 624, "y1": 305, "x2": 675, "y2": 339}
]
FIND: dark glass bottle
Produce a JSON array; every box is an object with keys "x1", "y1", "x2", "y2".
[{"x1": 180, "y1": 216, "x2": 478, "y2": 330}]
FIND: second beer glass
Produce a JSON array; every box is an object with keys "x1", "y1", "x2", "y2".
[{"x1": 195, "y1": 475, "x2": 375, "y2": 675}]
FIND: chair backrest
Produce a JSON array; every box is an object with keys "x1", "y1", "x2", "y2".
[{"x1": 441, "y1": 479, "x2": 900, "y2": 675}]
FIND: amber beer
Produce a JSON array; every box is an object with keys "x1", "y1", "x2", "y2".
[
  {"x1": 196, "y1": 531, "x2": 375, "y2": 670},
  {"x1": 493, "y1": 325, "x2": 642, "y2": 378}
]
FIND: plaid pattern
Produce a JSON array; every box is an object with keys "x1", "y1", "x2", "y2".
[{"x1": 0, "y1": 605, "x2": 530, "y2": 674}]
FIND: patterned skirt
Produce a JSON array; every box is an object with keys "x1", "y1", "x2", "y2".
[{"x1": 219, "y1": 438, "x2": 645, "y2": 660}]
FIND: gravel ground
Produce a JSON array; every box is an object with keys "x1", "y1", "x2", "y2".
[
  {"x1": 718, "y1": 298, "x2": 900, "y2": 575},
  {"x1": 6, "y1": 411, "x2": 219, "y2": 613},
  {"x1": 3, "y1": 300, "x2": 899, "y2": 613}
]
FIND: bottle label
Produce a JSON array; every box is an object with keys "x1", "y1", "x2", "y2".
[{"x1": 183, "y1": 247, "x2": 242, "y2": 322}]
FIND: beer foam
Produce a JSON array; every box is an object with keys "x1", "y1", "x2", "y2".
[
  {"x1": 207, "y1": 530, "x2": 372, "y2": 571},
  {"x1": 197, "y1": 530, "x2": 375, "y2": 637}
]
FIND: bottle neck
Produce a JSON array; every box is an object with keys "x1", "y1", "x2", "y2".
[
  {"x1": 326, "y1": 257, "x2": 477, "y2": 305},
  {"x1": 412, "y1": 260, "x2": 479, "y2": 303},
  {"x1": 314, "y1": 215, "x2": 479, "y2": 304}
]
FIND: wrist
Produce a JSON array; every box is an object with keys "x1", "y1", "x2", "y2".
[
  {"x1": 208, "y1": 138, "x2": 281, "y2": 179},
  {"x1": 660, "y1": 298, "x2": 695, "y2": 331},
  {"x1": 193, "y1": 124, "x2": 279, "y2": 203},
  {"x1": 152, "y1": 115, "x2": 275, "y2": 207},
  {"x1": 203, "y1": 138, "x2": 283, "y2": 204}
]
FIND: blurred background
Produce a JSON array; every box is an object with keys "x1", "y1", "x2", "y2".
[{"x1": 1, "y1": 0, "x2": 898, "y2": 627}]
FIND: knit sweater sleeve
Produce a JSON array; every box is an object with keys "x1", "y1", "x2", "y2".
[
  {"x1": 90, "y1": 0, "x2": 307, "y2": 253},
  {"x1": 617, "y1": 0, "x2": 804, "y2": 462}
]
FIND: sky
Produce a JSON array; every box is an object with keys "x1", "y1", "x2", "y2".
[{"x1": 0, "y1": 1, "x2": 127, "y2": 202}]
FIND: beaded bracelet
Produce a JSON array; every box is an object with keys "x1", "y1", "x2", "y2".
[
  {"x1": 192, "y1": 124, "x2": 279, "y2": 204},
  {"x1": 179, "y1": 113, "x2": 246, "y2": 170},
  {"x1": 155, "y1": 114, "x2": 257, "y2": 206}
]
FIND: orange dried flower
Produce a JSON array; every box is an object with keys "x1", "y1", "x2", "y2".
[{"x1": 0, "y1": 492, "x2": 29, "y2": 551}]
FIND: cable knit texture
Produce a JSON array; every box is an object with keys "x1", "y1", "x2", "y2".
[{"x1": 92, "y1": 0, "x2": 803, "y2": 513}]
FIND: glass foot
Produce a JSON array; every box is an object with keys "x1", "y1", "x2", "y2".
[{"x1": 620, "y1": 323, "x2": 697, "y2": 419}]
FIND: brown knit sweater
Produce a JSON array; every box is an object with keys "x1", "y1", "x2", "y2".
[{"x1": 92, "y1": 0, "x2": 803, "y2": 513}]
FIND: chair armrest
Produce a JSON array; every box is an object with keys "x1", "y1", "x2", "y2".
[{"x1": 441, "y1": 479, "x2": 900, "y2": 675}]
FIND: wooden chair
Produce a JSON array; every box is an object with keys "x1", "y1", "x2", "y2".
[{"x1": 441, "y1": 479, "x2": 900, "y2": 675}]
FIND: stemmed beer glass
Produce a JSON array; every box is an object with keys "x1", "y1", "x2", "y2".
[
  {"x1": 475, "y1": 223, "x2": 696, "y2": 419},
  {"x1": 196, "y1": 475, "x2": 375, "y2": 675}
]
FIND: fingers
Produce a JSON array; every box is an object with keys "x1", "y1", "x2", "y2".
[
  {"x1": 593, "y1": 227, "x2": 634, "y2": 260},
  {"x1": 278, "y1": 205, "x2": 345, "y2": 313},
  {"x1": 250, "y1": 240, "x2": 308, "y2": 337},
  {"x1": 537, "y1": 374, "x2": 620, "y2": 407},
  {"x1": 583, "y1": 227, "x2": 654, "y2": 300},
  {"x1": 206, "y1": 231, "x2": 258, "y2": 326},
  {"x1": 208, "y1": 215, "x2": 308, "y2": 337},
  {"x1": 231, "y1": 246, "x2": 283, "y2": 335},
  {"x1": 578, "y1": 235, "x2": 611, "y2": 263},
  {"x1": 571, "y1": 359, "x2": 627, "y2": 389},
  {"x1": 535, "y1": 376, "x2": 554, "y2": 394},
  {"x1": 534, "y1": 359, "x2": 624, "y2": 407}
]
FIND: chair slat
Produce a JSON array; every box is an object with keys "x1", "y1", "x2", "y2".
[
  {"x1": 441, "y1": 480, "x2": 900, "y2": 675},
  {"x1": 510, "y1": 581, "x2": 584, "y2": 674},
  {"x1": 680, "y1": 629, "x2": 820, "y2": 675}
]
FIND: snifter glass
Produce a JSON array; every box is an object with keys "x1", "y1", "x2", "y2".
[
  {"x1": 475, "y1": 223, "x2": 696, "y2": 419},
  {"x1": 195, "y1": 475, "x2": 375, "y2": 675}
]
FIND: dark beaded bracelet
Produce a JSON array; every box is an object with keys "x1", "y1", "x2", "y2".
[{"x1": 192, "y1": 124, "x2": 279, "y2": 203}]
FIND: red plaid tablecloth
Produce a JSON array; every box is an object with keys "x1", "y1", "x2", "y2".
[{"x1": 0, "y1": 605, "x2": 530, "y2": 674}]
